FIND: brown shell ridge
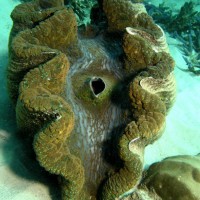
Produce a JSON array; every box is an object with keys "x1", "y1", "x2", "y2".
[
  {"x1": 103, "y1": 0, "x2": 162, "y2": 38},
  {"x1": 123, "y1": 25, "x2": 175, "y2": 77},
  {"x1": 100, "y1": 76, "x2": 166, "y2": 199},
  {"x1": 7, "y1": 2, "x2": 78, "y2": 104},
  {"x1": 9, "y1": 1, "x2": 85, "y2": 199},
  {"x1": 16, "y1": 60, "x2": 85, "y2": 199}
]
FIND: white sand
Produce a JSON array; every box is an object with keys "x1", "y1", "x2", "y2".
[{"x1": 0, "y1": 0, "x2": 199, "y2": 199}]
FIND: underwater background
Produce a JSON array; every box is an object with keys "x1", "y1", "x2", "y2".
[{"x1": 0, "y1": 0, "x2": 200, "y2": 199}]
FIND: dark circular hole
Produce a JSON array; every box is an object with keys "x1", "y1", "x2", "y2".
[{"x1": 91, "y1": 78, "x2": 105, "y2": 96}]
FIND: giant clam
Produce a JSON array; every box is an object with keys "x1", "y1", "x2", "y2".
[{"x1": 7, "y1": 0, "x2": 176, "y2": 199}]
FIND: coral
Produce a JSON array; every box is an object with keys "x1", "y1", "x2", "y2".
[
  {"x1": 144, "y1": 2, "x2": 173, "y2": 27},
  {"x1": 141, "y1": 154, "x2": 200, "y2": 200},
  {"x1": 145, "y1": 1, "x2": 200, "y2": 76},
  {"x1": 7, "y1": 0, "x2": 175, "y2": 199},
  {"x1": 175, "y1": 31, "x2": 200, "y2": 75},
  {"x1": 145, "y1": 1, "x2": 200, "y2": 34},
  {"x1": 166, "y1": 1, "x2": 198, "y2": 34},
  {"x1": 67, "y1": 0, "x2": 97, "y2": 26}
]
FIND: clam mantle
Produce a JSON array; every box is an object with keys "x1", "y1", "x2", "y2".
[{"x1": 7, "y1": 0, "x2": 176, "y2": 199}]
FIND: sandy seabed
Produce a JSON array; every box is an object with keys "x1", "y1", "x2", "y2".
[{"x1": 0, "y1": 0, "x2": 199, "y2": 199}]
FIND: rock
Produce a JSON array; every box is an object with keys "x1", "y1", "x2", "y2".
[{"x1": 142, "y1": 154, "x2": 200, "y2": 200}]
